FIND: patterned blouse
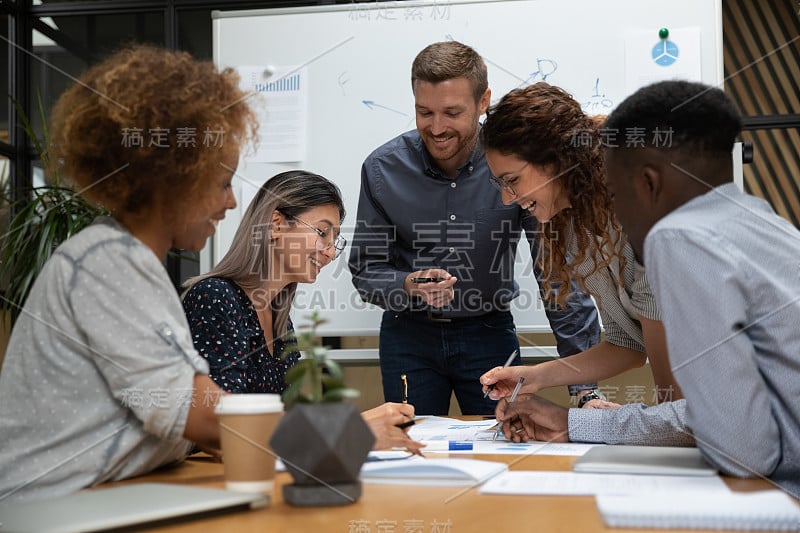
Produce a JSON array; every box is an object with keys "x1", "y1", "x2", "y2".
[
  {"x1": 182, "y1": 277, "x2": 300, "y2": 394},
  {"x1": 567, "y1": 224, "x2": 660, "y2": 352}
]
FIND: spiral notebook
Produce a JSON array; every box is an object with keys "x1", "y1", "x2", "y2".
[{"x1": 596, "y1": 490, "x2": 800, "y2": 531}]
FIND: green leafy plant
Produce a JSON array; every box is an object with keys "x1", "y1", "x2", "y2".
[
  {"x1": 281, "y1": 312, "x2": 360, "y2": 409},
  {"x1": 0, "y1": 94, "x2": 107, "y2": 325}
]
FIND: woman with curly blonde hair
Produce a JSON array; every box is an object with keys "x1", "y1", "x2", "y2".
[
  {"x1": 479, "y1": 83, "x2": 681, "y2": 432},
  {"x1": 0, "y1": 45, "x2": 256, "y2": 502}
]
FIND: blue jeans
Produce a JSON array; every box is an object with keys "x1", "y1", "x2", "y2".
[{"x1": 379, "y1": 310, "x2": 520, "y2": 415}]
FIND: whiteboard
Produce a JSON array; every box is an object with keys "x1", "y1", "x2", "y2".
[{"x1": 210, "y1": 0, "x2": 722, "y2": 336}]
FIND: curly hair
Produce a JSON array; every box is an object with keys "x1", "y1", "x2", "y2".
[
  {"x1": 481, "y1": 82, "x2": 623, "y2": 307},
  {"x1": 48, "y1": 45, "x2": 257, "y2": 215}
]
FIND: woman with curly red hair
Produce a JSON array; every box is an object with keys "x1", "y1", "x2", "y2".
[{"x1": 479, "y1": 83, "x2": 683, "y2": 441}]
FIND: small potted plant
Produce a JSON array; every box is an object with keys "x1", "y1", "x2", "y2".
[{"x1": 270, "y1": 312, "x2": 375, "y2": 506}]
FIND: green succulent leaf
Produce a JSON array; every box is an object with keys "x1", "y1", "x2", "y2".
[
  {"x1": 321, "y1": 388, "x2": 360, "y2": 402},
  {"x1": 320, "y1": 375, "x2": 344, "y2": 390},
  {"x1": 278, "y1": 312, "x2": 360, "y2": 408},
  {"x1": 280, "y1": 379, "x2": 306, "y2": 410},
  {"x1": 323, "y1": 358, "x2": 344, "y2": 382},
  {"x1": 284, "y1": 359, "x2": 311, "y2": 386}
]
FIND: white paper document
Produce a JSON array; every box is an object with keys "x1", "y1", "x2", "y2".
[
  {"x1": 409, "y1": 416, "x2": 598, "y2": 456},
  {"x1": 435, "y1": 440, "x2": 598, "y2": 456},
  {"x1": 236, "y1": 64, "x2": 308, "y2": 163},
  {"x1": 624, "y1": 28, "x2": 702, "y2": 96},
  {"x1": 479, "y1": 471, "x2": 728, "y2": 496},
  {"x1": 408, "y1": 416, "x2": 498, "y2": 441}
]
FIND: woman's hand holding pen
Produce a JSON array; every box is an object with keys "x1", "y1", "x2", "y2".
[
  {"x1": 403, "y1": 269, "x2": 457, "y2": 309},
  {"x1": 362, "y1": 402, "x2": 425, "y2": 456},
  {"x1": 480, "y1": 365, "x2": 537, "y2": 400}
]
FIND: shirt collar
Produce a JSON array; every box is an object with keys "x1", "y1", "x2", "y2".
[{"x1": 674, "y1": 182, "x2": 741, "y2": 215}]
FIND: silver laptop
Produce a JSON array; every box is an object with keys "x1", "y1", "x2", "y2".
[
  {"x1": 0, "y1": 483, "x2": 267, "y2": 533},
  {"x1": 573, "y1": 446, "x2": 717, "y2": 476}
]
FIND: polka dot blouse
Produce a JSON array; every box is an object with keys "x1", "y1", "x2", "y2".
[{"x1": 182, "y1": 277, "x2": 300, "y2": 394}]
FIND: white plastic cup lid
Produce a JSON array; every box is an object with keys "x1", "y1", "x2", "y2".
[{"x1": 214, "y1": 393, "x2": 284, "y2": 415}]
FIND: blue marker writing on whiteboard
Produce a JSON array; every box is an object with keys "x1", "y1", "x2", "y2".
[{"x1": 421, "y1": 440, "x2": 474, "y2": 451}]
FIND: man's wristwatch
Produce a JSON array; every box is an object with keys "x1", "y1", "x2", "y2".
[{"x1": 577, "y1": 389, "x2": 606, "y2": 408}]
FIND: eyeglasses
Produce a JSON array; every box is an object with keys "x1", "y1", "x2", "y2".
[
  {"x1": 289, "y1": 216, "x2": 347, "y2": 259},
  {"x1": 488, "y1": 161, "x2": 528, "y2": 197},
  {"x1": 489, "y1": 175, "x2": 516, "y2": 196}
]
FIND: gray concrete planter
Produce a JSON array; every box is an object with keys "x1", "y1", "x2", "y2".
[{"x1": 270, "y1": 402, "x2": 374, "y2": 506}]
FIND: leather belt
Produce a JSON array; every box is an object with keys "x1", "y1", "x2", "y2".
[{"x1": 404, "y1": 309, "x2": 506, "y2": 324}]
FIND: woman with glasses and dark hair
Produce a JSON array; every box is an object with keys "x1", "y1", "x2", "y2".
[{"x1": 182, "y1": 171, "x2": 422, "y2": 453}]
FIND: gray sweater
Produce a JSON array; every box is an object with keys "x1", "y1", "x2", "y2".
[{"x1": 0, "y1": 218, "x2": 208, "y2": 503}]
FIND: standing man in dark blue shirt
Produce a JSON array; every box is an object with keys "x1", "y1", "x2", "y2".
[{"x1": 348, "y1": 41, "x2": 600, "y2": 415}]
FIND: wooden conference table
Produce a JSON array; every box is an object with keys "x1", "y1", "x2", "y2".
[{"x1": 108, "y1": 446, "x2": 774, "y2": 532}]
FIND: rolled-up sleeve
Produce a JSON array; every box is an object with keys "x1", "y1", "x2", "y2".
[{"x1": 568, "y1": 400, "x2": 695, "y2": 446}]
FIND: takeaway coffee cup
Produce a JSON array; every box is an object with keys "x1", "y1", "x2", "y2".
[{"x1": 215, "y1": 393, "x2": 284, "y2": 493}]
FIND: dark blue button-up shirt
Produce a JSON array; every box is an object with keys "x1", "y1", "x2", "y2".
[{"x1": 348, "y1": 128, "x2": 600, "y2": 361}]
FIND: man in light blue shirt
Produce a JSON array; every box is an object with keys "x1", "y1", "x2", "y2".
[
  {"x1": 605, "y1": 80, "x2": 800, "y2": 497},
  {"x1": 498, "y1": 80, "x2": 799, "y2": 498}
]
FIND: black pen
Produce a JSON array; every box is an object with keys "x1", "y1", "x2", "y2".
[
  {"x1": 483, "y1": 348, "x2": 520, "y2": 398},
  {"x1": 395, "y1": 419, "x2": 415, "y2": 429},
  {"x1": 396, "y1": 374, "x2": 414, "y2": 429},
  {"x1": 411, "y1": 277, "x2": 446, "y2": 283}
]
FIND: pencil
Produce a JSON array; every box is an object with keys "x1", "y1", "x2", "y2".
[
  {"x1": 483, "y1": 348, "x2": 519, "y2": 398},
  {"x1": 493, "y1": 377, "x2": 525, "y2": 441}
]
